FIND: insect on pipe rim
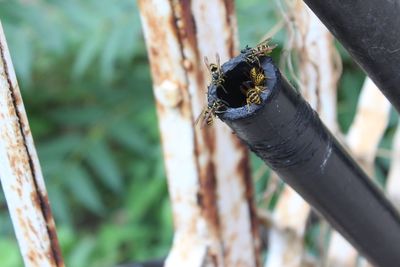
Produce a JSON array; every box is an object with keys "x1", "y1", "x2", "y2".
[
  {"x1": 208, "y1": 55, "x2": 279, "y2": 119},
  {"x1": 208, "y1": 51, "x2": 400, "y2": 267}
]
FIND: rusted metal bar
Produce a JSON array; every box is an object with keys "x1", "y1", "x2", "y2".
[
  {"x1": 209, "y1": 55, "x2": 400, "y2": 267},
  {"x1": 138, "y1": 1, "x2": 259, "y2": 266},
  {"x1": 190, "y1": 2, "x2": 260, "y2": 265},
  {"x1": 0, "y1": 22, "x2": 64, "y2": 267}
]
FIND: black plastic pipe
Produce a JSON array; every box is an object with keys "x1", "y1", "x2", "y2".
[
  {"x1": 209, "y1": 55, "x2": 400, "y2": 267},
  {"x1": 302, "y1": 0, "x2": 400, "y2": 112}
]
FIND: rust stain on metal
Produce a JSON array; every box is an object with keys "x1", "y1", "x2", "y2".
[
  {"x1": 196, "y1": 191, "x2": 203, "y2": 206},
  {"x1": 139, "y1": 3, "x2": 218, "y2": 261},
  {"x1": 27, "y1": 249, "x2": 39, "y2": 265},
  {"x1": 198, "y1": 162, "x2": 220, "y2": 231},
  {"x1": 138, "y1": 1, "x2": 176, "y2": 83},
  {"x1": 171, "y1": 0, "x2": 222, "y2": 235},
  {"x1": 10, "y1": 184, "x2": 23, "y2": 197},
  {"x1": 139, "y1": 0, "x2": 194, "y2": 121},
  {"x1": 27, "y1": 218, "x2": 38, "y2": 237},
  {"x1": 16, "y1": 208, "x2": 27, "y2": 229},
  {"x1": 40, "y1": 194, "x2": 65, "y2": 266},
  {"x1": 234, "y1": 141, "x2": 261, "y2": 266},
  {"x1": 173, "y1": 0, "x2": 198, "y2": 51},
  {"x1": 30, "y1": 191, "x2": 41, "y2": 211},
  {"x1": 238, "y1": 148, "x2": 259, "y2": 235},
  {"x1": 140, "y1": 1, "x2": 261, "y2": 266},
  {"x1": 222, "y1": 0, "x2": 237, "y2": 57},
  {"x1": 0, "y1": 37, "x2": 64, "y2": 267},
  {"x1": 210, "y1": 252, "x2": 218, "y2": 266}
]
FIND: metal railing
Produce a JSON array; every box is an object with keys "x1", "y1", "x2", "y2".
[{"x1": 1, "y1": 1, "x2": 400, "y2": 266}]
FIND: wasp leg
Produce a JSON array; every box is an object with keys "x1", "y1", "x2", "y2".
[
  {"x1": 218, "y1": 84, "x2": 228, "y2": 94},
  {"x1": 246, "y1": 97, "x2": 252, "y2": 112}
]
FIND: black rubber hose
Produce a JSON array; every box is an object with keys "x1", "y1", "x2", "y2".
[
  {"x1": 209, "y1": 55, "x2": 400, "y2": 267},
  {"x1": 302, "y1": 0, "x2": 400, "y2": 112}
]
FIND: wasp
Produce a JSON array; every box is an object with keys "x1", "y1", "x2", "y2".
[
  {"x1": 241, "y1": 38, "x2": 277, "y2": 66},
  {"x1": 249, "y1": 66, "x2": 266, "y2": 87},
  {"x1": 241, "y1": 67, "x2": 267, "y2": 110},
  {"x1": 204, "y1": 54, "x2": 227, "y2": 93},
  {"x1": 195, "y1": 100, "x2": 227, "y2": 128}
]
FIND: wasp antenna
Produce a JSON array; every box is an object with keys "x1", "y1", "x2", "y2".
[
  {"x1": 258, "y1": 37, "x2": 271, "y2": 45},
  {"x1": 219, "y1": 99, "x2": 230, "y2": 106},
  {"x1": 204, "y1": 56, "x2": 211, "y2": 71},
  {"x1": 240, "y1": 83, "x2": 250, "y2": 95},
  {"x1": 194, "y1": 113, "x2": 202, "y2": 126},
  {"x1": 220, "y1": 84, "x2": 228, "y2": 94},
  {"x1": 215, "y1": 53, "x2": 221, "y2": 67}
]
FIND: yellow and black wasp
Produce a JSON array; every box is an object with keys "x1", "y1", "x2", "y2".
[
  {"x1": 195, "y1": 99, "x2": 227, "y2": 128},
  {"x1": 241, "y1": 67, "x2": 267, "y2": 110},
  {"x1": 241, "y1": 38, "x2": 277, "y2": 66},
  {"x1": 204, "y1": 54, "x2": 227, "y2": 93}
]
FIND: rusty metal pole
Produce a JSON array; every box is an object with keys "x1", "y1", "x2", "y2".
[
  {"x1": 138, "y1": 1, "x2": 259, "y2": 266},
  {"x1": 0, "y1": 22, "x2": 64, "y2": 267}
]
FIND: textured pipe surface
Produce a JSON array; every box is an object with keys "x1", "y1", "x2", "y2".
[
  {"x1": 209, "y1": 56, "x2": 400, "y2": 267},
  {"x1": 302, "y1": 0, "x2": 400, "y2": 112}
]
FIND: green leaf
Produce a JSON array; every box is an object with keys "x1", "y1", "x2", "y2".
[
  {"x1": 338, "y1": 70, "x2": 365, "y2": 132},
  {"x1": 73, "y1": 28, "x2": 104, "y2": 78},
  {"x1": 48, "y1": 184, "x2": 72, "y2": 226},
  {"x1": 8, "y1": 28, "x2": 33, "y2": 85},
  {"x1": 100, "y1": 23, "x2": 121, "y2": 82},
  {"x1": 159, "y1": 199, "x2": 173, "y2": 244},
  {"x1": 0, "y1": 239, "x2": 23, "y2": 267},
  {"x1": 49, "y1": 106, "x2": 105, "y2": 126},
  {"x1": 86, "y1": 140, "x2": 123, "y2": 193},
  {"x1": 95, "y1": 224, "x2": 131, "y2": 263},
  {"x1": 109, "y1": 123, "x2": 150, "y2": 156},
  {"x1": 56, "y1": 226, "x2": 77, "y2": 256},
  {"x1": 388, "y1": 108, "x2": 398, "y2": 128},
  {"x1": 0, "y1": 213, "x2": 14, "y2": 235},
  {"x1": 128, "y1": 176, "x2": 166, "y2": 221},
  {"x1": 66, "y1": 237, "x2": 97, "y2": 267},
  {"x1": 63, "y1": 164, "x2": 104, "y2": 215},
  {"x1": 38, "y1": 133, "x2": 83, "y2": 159},
  {"x1": 117, "y1": 15, "x2": 141, "y2": 62}
]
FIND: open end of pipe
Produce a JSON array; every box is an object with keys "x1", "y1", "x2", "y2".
[
  {"x1": 209, "y1": 55, "x2": 278, "y2": 120},
  {"x1": 217, "y1": 61, "x2": 252, "y2": 108}
]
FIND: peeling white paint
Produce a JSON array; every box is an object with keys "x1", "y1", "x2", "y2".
[
  {"x1": 138, "y1": 1, "x2": 259, "y2": 266},
  {"x1": 0, "y1": 22, "x2": 63, "y2": 267}
]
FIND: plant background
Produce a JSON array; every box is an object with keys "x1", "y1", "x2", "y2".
[{"x1": 0, "y1": 0, "x2": 393, "y2": 266}]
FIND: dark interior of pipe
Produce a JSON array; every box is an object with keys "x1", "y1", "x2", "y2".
[
  {"x1": 212, "y1": 56, "x2": 277, "y2": 115},
  {"x1": 216, "y1": 61, "x2": 252, "y2": 108},
  {"x1": 217, "y1": 64, "x2": 251, "y2": 108}
]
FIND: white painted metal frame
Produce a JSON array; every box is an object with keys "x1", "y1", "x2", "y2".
[
  {"x1": 0, "y1": 22, "x2": 63, "y2": 267},
  {"x1": 138, "y1": 1, "x2": 259, "y2": 266}
]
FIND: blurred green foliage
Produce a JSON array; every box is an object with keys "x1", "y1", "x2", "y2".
[
  {"x1": 0, "y1": 0, "x2": 396, "y2": 266},
  {"x1": 1, "y1": 1, "x2": 170, "y2": 266}
]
